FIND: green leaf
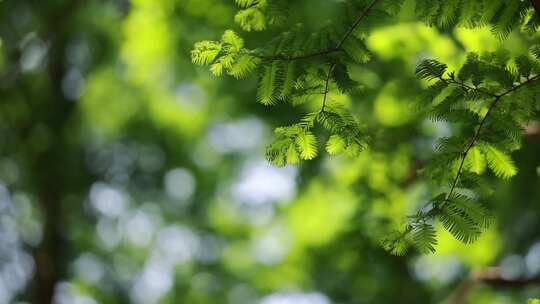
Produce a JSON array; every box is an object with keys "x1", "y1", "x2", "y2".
[
  {"x1": 210, "y1": 62, "x2": 223, "y2": 76},
  {"x1": 279, "y1": 62, "x2": 296, "y2": 99},
  {"x1": 515, "y1": 55, "x2": 531, "y2": 78},
  {"x1": 412, "y1": 223, "x2": 437, "y2": 254},
  {"x1": 234, "y1": 8, "x2": 266, "y2": 32},
  {"x1": 449, "y1": 194, "x2": 493, "y2": 229},
  {"x1": 479, "y1": 143, "x2": 518, "y2": 179},
  {"x1": 191, "y1": 41, "x2": 222, "y2": 66},
  {"x1": 220, "y1": 53, "x2": 236, "y2": 69},
  {"x1": 286, "y1": 143, "x2": 300, "y2": 164},
  {"x1": 381, "y1": 230, "x2": 409, "y2": 256},
  {"x1": 333, "y1": 63, "x2": 356, "y2": 93},
  {"x1": 222, "y1": 30, "x2": 244, "y2": 51},
  {"x1": 228, "y1": 54, "x2": 260, "y2": 79},
  {"x1": 257, "y1": 63, "x2": 281, "y2": 105},
  {"x1": 457, "y1": 53, "x2": 482, "y2": 85},
  {"x1": 342, "y1": 37, "x2": 371, "y2": 63},
  {"x1": 465, "y1": 146, "x2": 486, "y2": 174},
  {"x1": 439, "y1": 205, "x2": 481, "y2": 244},
  {"x1": 235, "y1": 0, "x2": 256, "y2": 8},
  {"x1": 344, "y1": 143, "x2": 363, "y2": 157},
  {"x1": 416, "y1": 59, "x2": 447, "y2": 81},
  {"x1": 531, "y1": 45, "x2": 540, "y2": 60},
  {"x1": 326, "y1": 135, "x2": 346, "y2": 155},
  {"x1": 295, "y1": 130, "x2": 318, "y2": 160}
]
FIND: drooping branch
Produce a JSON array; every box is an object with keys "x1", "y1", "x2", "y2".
[
  {"x1": 263, "y1": 0, "x2": 380, "y2": 111},
  {"x1": 263, "y1": 0, "x2": 380, "y2": 62},
  {"x1": 444, "y1": 74, "x2": 540, "y2": 203},
  {"x1": 336, "y1": 0, "x2": 380, "y2": 49},
  {"x1": 321, "y1": 63, "x2": 336, "y2": 112},
  {"x1": 263, "y1": 48, "x2": 343, "y2": 62},
  {"x1": 438, "y1": 75, "x2": 497, "y2": 98}
]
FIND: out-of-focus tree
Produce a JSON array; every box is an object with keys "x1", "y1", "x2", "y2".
[{"x1": 0, "y1": 1, "x2": 540, "y2": 304}]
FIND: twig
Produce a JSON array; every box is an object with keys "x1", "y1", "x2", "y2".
[
  {"x1": 321, "y1": 63, "x2": 336, "y2": 112},
  {"x1": 336, "y1": 0, "x2": 380, "y2": 49},
  {"x1": 444, "y1": 74, "x2": 540, "y2": 203},
  {"x1": 262, "y1": 0, "x2": 381, "y2": 62},
  {"x1": 438, "y1": 76, "x2": 497, "y2": 98},
  {"x1": 263, "y1": 48, "x2": 343, "y2": 62}
]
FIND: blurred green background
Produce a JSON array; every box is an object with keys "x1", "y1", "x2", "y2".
[{"x1": 0, "y1": 0, "x2": 540, "y2": 303}]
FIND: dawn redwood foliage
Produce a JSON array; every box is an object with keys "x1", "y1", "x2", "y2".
[{"x1": 191, "y1": 0, "x2": 540, "y2": 254}]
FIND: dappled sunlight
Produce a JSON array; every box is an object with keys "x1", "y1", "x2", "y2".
[
  {"x1": 435, "y1": 225, "x2": 502, "y2": 266},
  {"x1": 164, "y1": 167, "x2": 196, "y2": 202},
  {"x1": 286, "y1": 182, "x2": 357, "y2": 247},
  {"x1": 413, "y1": 254, "x2": 462, "y2": 284},
  {"x1": 526, "y1": 242, "x2": 540, "y2": 275},
  {"x1": 0, "y1": 185, "x2": 38, "y2": 303},
  {"x1": 373, "y1": 81, "x2": 415, "y2": 126},
  {"x1": 232, "y1": 160, "x2": 297, "y2": 206},
  {"x1": 260, "y1": 292, "x2": 330, "y2": 304},
  {"x1": 367, "y1": 22, "x2": 461, "y2": 70},
  {"x1": 207, "y1": 117, "x2": 268, "y2": 154}
]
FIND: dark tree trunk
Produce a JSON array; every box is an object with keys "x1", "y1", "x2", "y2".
[
  {"x1": 30, "y1": 1, "x2": 84, "y2": 303},
  {"x1": 32, "y1": 36, "x2": 73, "y2": 304},
  {"x1": 531, "y1": 0, "x2": 540, "y2": 17}
]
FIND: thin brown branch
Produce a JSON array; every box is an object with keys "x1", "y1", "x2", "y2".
[
  {"x1": 439, "y1": 76, "x2": 497, "y2": 98},
  {"x1": 403, "y1": 122, "x2": 540, "y2": 189},
  {"x1": 444, "y1": 74, "x2": 540, "y2": 203},
  {"x1": 265, "y1": 0, "x2": 379, "y2": 110},
  {"x1": 262, "y1": 48, "x2": 342, "y2": 62},
  {"x1": 498, "y1": 74, "x2": 540, "y2": 97},
  {"x1": 445, "y1": 95, "x2": 501, "y2": 201},
  {"x1": 321, "y1": 64, "x2": 336, "y2": 112},
  {"x1": 336, "y1": 0, "x2": 381, "y2": 49},
  {"x1": 262, "y1": 0, "x2": 380, "y2": 62}
]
